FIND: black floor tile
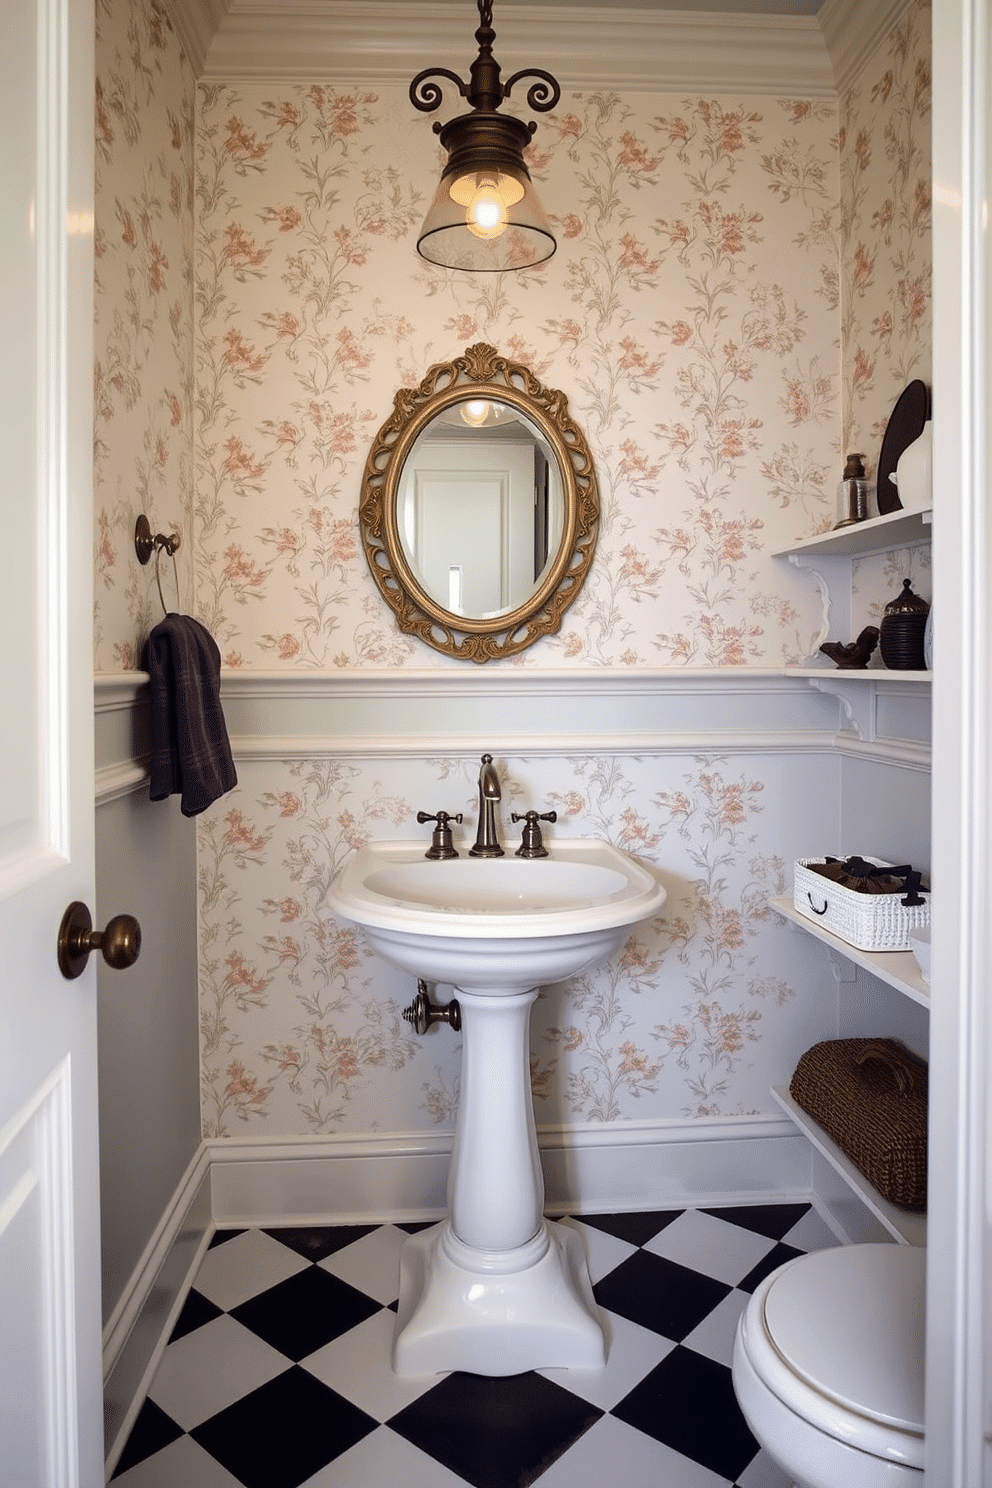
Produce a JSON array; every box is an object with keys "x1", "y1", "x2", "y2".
[
  {"x1": 190, "y1": 1366, "x2": 377, "y2": 1488},
  {"x1": 578, "y1": 1208, "x2": 684, "y2": 1247},
  {"x1": 593, "y1": 1246, "x2": 731, "y2": 1341},
  {"x1": 611, "y1": 1345, "x2": 760, "y2": 1482},
  {"x1": 388, "y1": 1370, "x2": 603, "y2": 1488},
  {"x1": 263, "y1": 1223, "x2": 377, "y2": 1262},
  {"x1": 702, "y1": 1202, "x2": 810, "y2": 1240},
  {"x1": 737, "y1": 1240, "x2": 805, "y2": 1293},
  {"x1": 169, "y1": 1286, "x2": 223, "y2": 1342},
  {"x1": 110, "y1": 1398, "x2": 183, "y2": 1477},
  {"x1": 115, "y1": 1207, "x2": 822, "y2": 1487},
  {"x1": 231, "y1": 1264, "x2": 381, "y2": 1359},
  {"x1": 207, "y1": 1227, "x2": 246, "y2": 1248}
]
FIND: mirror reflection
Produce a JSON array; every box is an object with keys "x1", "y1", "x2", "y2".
[
  {"x1": 359, "y1": 342, "x2": 599, "y2": 664},
  {"x1": 399, "y1": 399, "x2": 564, "y2": 619}
]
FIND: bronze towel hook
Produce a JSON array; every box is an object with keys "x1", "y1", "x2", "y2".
[{"x1": 135, "y1": 514, "x2": 181, "y2": 616}]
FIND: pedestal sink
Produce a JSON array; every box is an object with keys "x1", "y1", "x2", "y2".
[{"x1": 326, "y1": 839, "x2": 666, "y2": 1377}]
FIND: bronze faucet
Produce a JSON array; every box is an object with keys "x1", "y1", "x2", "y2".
[{"x1": 469, "y1": 753, "x2": 504, "y2": 857}]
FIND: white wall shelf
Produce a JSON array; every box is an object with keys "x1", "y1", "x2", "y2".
[
  {"x1": 769, "y1": 894, "x2": 928, "y2": 1247},
  {"x1": 772, "y1": 507, "x2": 932, "y2": 559},
  {"x1": 773, "y1": 509, "x2": 933, "y2": 664},
  {"x1": 769, "y1": 895, "x2": 929, "y2": 1007},
  {"x1": 771, "y1": 1086, "x2": 926, "y2": 1247},
  {"x1": 784, "y1": 668, "x2": 930, "y2": 680}
]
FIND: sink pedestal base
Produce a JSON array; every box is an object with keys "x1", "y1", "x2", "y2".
[
  {"x1": 393, "y1": 1217, "x2": 606, "y2": 1377},
  {"x1": 392, "y1": 984, "x2": 606, "y2": 1377}
]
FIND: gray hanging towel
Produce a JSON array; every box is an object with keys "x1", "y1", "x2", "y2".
[{"x1": 145, "y1": 613, "x2": 237, "y2": 816}]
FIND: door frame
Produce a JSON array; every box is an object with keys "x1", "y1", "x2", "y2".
[{"x1": 926, "y1": 2, "x2": 992, "y2": 1481}]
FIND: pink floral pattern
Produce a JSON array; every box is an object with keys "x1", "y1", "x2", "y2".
[
  {"x1": 840, "y1": 0, "x2": 931, "y2": 468},
  {"x1": 195, "y1": 751, "x2": 833, "y2": 1136},
  {"x1": 185, "y1": 79, "x2": 850, "y2": 669},
  {"x1": 840, "y1": 0, "x2": 932, "y2": 623},
  {"x1": 94, "y1": 0, "x2": 196, "y2": 669},
  {"x1": 94, "y1": 0, "x2": 931, "y2": 1140}
]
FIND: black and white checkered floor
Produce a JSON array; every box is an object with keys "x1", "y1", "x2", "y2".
[{"x1": 110, "y1": 1203, "x2": 836, "y2": 1487}]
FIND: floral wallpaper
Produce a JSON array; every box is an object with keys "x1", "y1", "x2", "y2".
[
  {"x1": 94, "y1": 0, "x2": 196, "y2": 672},
  {"x1": 192, "y1": 84, "x2": 844, "y2": 669},
  {"x1": 91, "y1": 0, "x2": 932, "y2": 1145},
  {"x1": 196, "y1": 750, "x2": 839, "y2": 1138},
  {"x1": 840, "y1": 0, "x2": 932, "y2": 624}
]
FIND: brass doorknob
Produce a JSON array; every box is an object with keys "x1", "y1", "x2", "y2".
[{"x1": 57, "y1": 901, "x2": 142, "y2": 980}]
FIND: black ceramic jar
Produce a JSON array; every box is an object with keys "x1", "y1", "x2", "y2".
[{"x1": 879, "y1": 578, "x2": 930, "y2": 670}]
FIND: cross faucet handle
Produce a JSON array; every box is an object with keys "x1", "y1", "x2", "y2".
[
  {"x1": 416, "y1": 810, "x2": 463, "y2": 860},
  {"x1": 510, "y1": 810, "x2": 557, "y2": 858}
]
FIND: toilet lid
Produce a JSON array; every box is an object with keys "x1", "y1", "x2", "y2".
[{"x1": 763, "y1": 1244, "x2": 926, "y2": 1435}]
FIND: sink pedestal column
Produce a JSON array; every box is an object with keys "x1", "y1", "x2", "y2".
[{"x1": 393, "y1": 985, "x2": 606, "y2": 1377}]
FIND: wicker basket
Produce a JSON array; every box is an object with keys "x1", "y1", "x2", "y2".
[
  {"x1": 789, "y1": 1038, "x2": 928, "y2": 1211},
  {"x1": 793, "y1": 856, "x2": 930, "y2": 951}
]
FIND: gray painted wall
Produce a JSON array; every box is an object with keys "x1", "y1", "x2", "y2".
[{"x1": 96, "y1": 785, "x2": 200, "y2": 1324}]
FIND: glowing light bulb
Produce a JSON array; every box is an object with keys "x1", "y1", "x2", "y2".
[
  {"x1": 448, "y1": 171, "x2": 525, "y2": 241},
  {"x1": 467, "y1": 178, "x2": 507, "y2": 238},
  {"x1": 460, "y1": 399, "x2": 490, "y2": 426}
]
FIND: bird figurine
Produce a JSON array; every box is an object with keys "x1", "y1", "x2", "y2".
[{"x1": 819, "y1": 625, "x2": 880, "y2": 669}]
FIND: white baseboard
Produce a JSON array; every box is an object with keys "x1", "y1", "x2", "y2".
[
  {"x1": 103, "y1": 1145, "x2": 213, "y2": 1475},
  {"x1": 207, "y1": 1115, "x2": 814, "y2": 1226}
]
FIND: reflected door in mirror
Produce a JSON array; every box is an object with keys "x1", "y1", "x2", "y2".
[{"x1": 403, "y1": 440, "x2": 541, "y2": 617}]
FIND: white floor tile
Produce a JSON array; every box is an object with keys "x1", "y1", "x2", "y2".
[
  {"x1": 536, "y1": 1412, "x2": 733, "y2": 1488},
  {"x1": 558, "y1": 1215, "x2": 638, "y2": 1282},
  {"x1": 682, "y1": 1287, "x2": 749, "y2": 1368},
  {"x1": 302, "y1": 1308, "x2": 439, "y2": 1421},
  {"x1": 301, "y1": 1425, "x2": 471, "y2": 1487},
  {"x1": 736, "y1": 1445, "x2": 796, "y2": 1488},
  {"x1": 111, "y1": 1433, "x2": 245, "y2": 1487},
  {"x1": 148, "y1": 1313, "x2": 290, "y2": 1431},
  {"x1": 319, "y1": 1222, "x2": 406, "y2": 1304},
  {"x1": 784, "y1": 1204, "x2": 841, "y2": 1252},
  {"x1": 643, "y1": 1208, "x2": 775, "y2": 1285},
  {"x1": 191, "y1": 1228, "x2": 309, "y2": 1311},
  {"x1": 538, "y1": 1308, "x2": 675, "y2": 1411}
]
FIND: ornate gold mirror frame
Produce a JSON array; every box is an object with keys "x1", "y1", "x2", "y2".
[{"x1": 359, "y1": 343, "x2": 599, "y2": 662}]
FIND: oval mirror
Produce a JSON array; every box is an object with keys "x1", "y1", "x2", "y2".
[{"x1": 359, "y1": 343, "x2": 599, "y2": 662}]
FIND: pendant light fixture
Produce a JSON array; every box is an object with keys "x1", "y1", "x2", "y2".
[{"x1": 410, "y1": 0, "x2": 560, "y2": 272}]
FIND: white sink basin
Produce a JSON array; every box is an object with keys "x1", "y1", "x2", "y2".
[{"x1": 327, "y1": 838, "x2": 665, "y2": 990}]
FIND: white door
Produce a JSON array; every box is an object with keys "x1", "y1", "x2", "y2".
[
  {"x1": 0, "y1": 0, "x2": 104, "y2": 1482},
  {"x1": 403, "y1": 441, "x2": 537, "y2": 615}
]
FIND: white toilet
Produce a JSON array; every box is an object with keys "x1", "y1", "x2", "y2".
[{"x1": 732, "y1": 1243, "x2": 925, "y2": 1488}]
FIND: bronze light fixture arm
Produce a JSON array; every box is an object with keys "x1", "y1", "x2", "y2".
[
  {"x1": 409, "y1": 0, "x2": 561, "y2": 271},
  {"x1": 409, "y1": 2, "x2": 561, "y2": 122}
]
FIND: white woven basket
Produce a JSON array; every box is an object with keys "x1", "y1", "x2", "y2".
[{"x1": 793, "y1": 857, "x2": 931, "y2": 952}]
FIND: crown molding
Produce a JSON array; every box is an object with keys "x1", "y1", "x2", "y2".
[
  {"x1": 195, "y1": 2, "x2": 834, "y2": 93},
  {"x1": 165, "y1": 0, "x2": 916, "y2": 97},
  {"x1": 817, "y1": 0, "x2": 914, "y2": 92},
  {"x1": 163, "y1": 0, "x2": 229, "y2": 75}
]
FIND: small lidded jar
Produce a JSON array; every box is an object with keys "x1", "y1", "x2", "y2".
[{"x1": 879, "y1": 578, "x2": 930, "y2": 670}]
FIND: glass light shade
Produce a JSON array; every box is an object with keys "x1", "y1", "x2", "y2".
[{"x1": 417, "y1": 166, "x2": 556, "y2": 271}]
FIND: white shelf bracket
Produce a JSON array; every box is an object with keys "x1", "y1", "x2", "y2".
[
  {"x1": 826, "y1": 947, "x2": 859, "y2": 985},
  {"x1": 787, "y1": 551, "x2": 834, "y2": 658},
  {"x1": 806, "y1": 674, "x2": 877, "y2": 741}
]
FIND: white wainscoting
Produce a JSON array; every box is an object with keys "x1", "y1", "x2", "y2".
[
  {"x1": 94, "y1": 664, "x2": 930, "y2": 1474},
  {"x1": 102, "y1": 1147, "x2": 213, "y2": 1474}
]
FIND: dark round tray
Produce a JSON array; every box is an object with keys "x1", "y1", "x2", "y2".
[{"x1": 877, "y1": 380, "x2": 930, "y2": 514}]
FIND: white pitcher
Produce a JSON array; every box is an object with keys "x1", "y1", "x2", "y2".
[{"x1": 889, "y1": 420, "x2": 932, "y2": 513}]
